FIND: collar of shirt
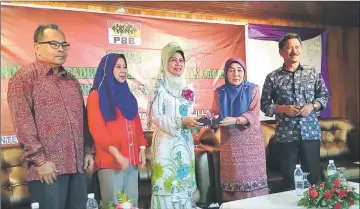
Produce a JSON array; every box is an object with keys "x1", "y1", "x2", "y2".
[
  {"x1": 34, "y1": 59, "x2": 73, "y2": 79},
  {"x1": 281, "y1": 63, "x2": 303, "y2": 73}
]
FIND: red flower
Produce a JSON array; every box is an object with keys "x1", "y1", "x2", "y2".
[
  {"x1": 333, "y1": 179, "x2": 341, "y2": 187},
  {"x1": 298, "y1": 182, "x2": 359, "y2": 209},
  {"x1": 182, "y1": 88, "x2": 194, "y2": 101},
  {"x1": 337, "y1": 189, "x2": 347, "y2": 197},
  {"x1": 324, "y1": 191, "x2": 333, "y2": 199},
  {"x1": 310, "y1": 190, "x2": 319, "y2": 199},
  {"x1": 334, "y1": 202, "x2": 342, "y2": 209}
]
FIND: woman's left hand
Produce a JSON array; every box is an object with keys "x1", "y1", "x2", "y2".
[
  {"x1": 182, "y1": 116, "x2": 203, "y2": 128},
  {"x1": 83, "y1": 154, "x2": 94, "y2": 171},
  {"x1": 219, "y1": 117, "x2": 237, "y2": 126},
  {"x1": 139, "y1": 149, "x2": 146, "y2": 167}
]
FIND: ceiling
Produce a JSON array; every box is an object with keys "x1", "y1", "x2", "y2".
[{"x1": 90, "y1": 1, "x2": 359, "y2": 27}]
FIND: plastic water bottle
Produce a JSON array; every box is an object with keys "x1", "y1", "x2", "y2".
[
  {"x1": 327, "y1": 160, "x2": 337, "y2": 177},
  {"x1": 31, "y1": 202, "x2": 39, "y2": 209},
  {"x1": 86, "y1": 193, "x2": 98, "y2": 209},
  {"x1": 294, "y1": 164, "x2": 304, "y2": 196}
]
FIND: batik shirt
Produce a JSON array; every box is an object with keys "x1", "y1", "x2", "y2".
[
  {"x1": 7, "y1": 60, "x2": 93, "y2": 181},
  {"x1": 260, "y1": 64, "x2": 329, "y2": 142}
]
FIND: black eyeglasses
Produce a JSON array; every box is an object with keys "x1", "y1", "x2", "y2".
[{"x1": 37, "y1": 41, "x2": 70, "y2": 50}]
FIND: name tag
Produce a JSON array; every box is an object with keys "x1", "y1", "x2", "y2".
[{"x1": 1, "y1": 135, "x2": 18, "y2": 145}]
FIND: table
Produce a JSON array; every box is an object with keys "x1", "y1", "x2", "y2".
[{"x1": 220, "y1": 182, "x2": 359, "y2": 209}]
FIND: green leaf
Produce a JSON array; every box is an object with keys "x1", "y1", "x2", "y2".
[
  {"x1": 321, "y1": 199, "x2": 327, "y2": 206},
  {"x1": 316, "y1": 194, "x2": 323, "y2": 202},
  {"x1": 117, "y1": 191, "x2": 132, "y2": 204},
  {"x1": 99, "y1": 200, "x2": 116, "y2": 209},
  {"x1": 152, "y1": 163, "x2": 164, "y2": 182},
  {"x1": 341, "y1": 203, "x2": 348, "y2": 209},
  {"x1": 298, "y1": 198, "x2": 309, "y2": 206},
  {"x1": 163, "y1": 176, "x2": 176, "y2": 192},
  {"x1": 353, "y1": 192, "x2": 360, "y2": 200}
]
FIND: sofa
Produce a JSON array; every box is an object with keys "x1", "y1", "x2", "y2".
[
  {"x1": 317, "y1": 118, "x2": 359, "y2": 181},
  {"x1": 262, "y1": 118, "x2": 360, "y2": 182},
  {"x1": 199, "y1": 117, "x2": 360, "y2": 203},
  {"x1": 0, "y1": 131, "x2": 220, "y2": 209}
]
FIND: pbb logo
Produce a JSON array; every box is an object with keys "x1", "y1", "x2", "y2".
[{"x1": 107, "y1": 21, "x2": 141, "y2": 45}]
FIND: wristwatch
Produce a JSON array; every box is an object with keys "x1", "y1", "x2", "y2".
[{"x1": 312, "y1": 102, "x2": 317, "y2": 110}]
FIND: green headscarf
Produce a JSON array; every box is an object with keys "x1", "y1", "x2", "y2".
[
  {"x1": 147, "y1": 42, "x2": 187, "y2": 130},
  {"x1": 156, "y1": 42, "x2": 187, "y2": 96}
]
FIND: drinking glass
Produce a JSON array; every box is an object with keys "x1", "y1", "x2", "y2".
[
  {"x1": 337, "y1": 167, "x2": 347, "y2": 186},
  {"x1": 303, "y1": 172, "x2": 311, "y2": 190}
]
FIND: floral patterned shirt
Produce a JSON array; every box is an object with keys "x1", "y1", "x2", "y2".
[
  {"x1": 260, "y1": 64, "x2": 329, "y2": 142},
  {"x1": 7, "y1": 60, "x2": 93, "y2": 181}
]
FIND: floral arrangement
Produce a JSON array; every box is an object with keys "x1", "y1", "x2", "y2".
[
  {"x1": 117, "y1": 191, "x2": 132, "y2": 203},
  {"x1": 99, "y1": 200, "x2": 116, "y2": 209},
  {"x1": 298, "y1": 174, "x2": 359, "y2": 209},
  {"x1": 182, "y1": 88, "x2": 194, "y2": 101},
  {"x1": 99, "y1": 191, "x2": 137, "y2": 209}
]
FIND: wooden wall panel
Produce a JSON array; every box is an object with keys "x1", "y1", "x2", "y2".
[
  {"x1": 326, "y1": 26, "x2": 360, "y2": 130},
  {"x1": 5, "y1": 2, "x2": 360, "y2": 130}
]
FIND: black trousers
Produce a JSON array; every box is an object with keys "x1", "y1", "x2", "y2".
[
  {"x1": 276, "y1": 140, "x2": 321, "y2": 191},
  {"x1": 28, "y1": 173, "x2": 87, "y2": 209}
]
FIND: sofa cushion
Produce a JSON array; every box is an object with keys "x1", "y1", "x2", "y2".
[
  {"x1": 0, "y1": 146, "x2": 29, "y2": 206},
  {"x1": 319, "y1": 118, "x2": 357, "y2": 159}
]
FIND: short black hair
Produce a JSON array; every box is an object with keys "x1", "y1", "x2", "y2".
[
  {"x1": 278, "y1": 33, "x2": 302, "y2": 50},
  {"x1": 33, "y1": 24, "x2": 64, "y2": 43}
]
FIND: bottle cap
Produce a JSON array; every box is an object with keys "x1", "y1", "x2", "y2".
[
  {"x1": 31, "y1": 202, "x2": 39, "y2": 208},
  {"x1": 329, "y1": 160, "x2": 334, "y2": 164},
  {"x1": 88, "y1": 193, "x2": 95, "y2": 198},
  {"x1": 296, "y1": 164, "x2": 301, "y2": 168}
]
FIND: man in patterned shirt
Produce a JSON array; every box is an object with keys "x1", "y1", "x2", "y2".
[
  {"x1": 260, "y1": 33, "x2": 329, "y2": 191},
  {"x1": 7, "y1": 24, "x2": 94, "y2": 209}
]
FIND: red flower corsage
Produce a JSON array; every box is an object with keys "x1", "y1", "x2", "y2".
[{"x1": 182, "y1": 88, "x2": 194, "y2": 101}]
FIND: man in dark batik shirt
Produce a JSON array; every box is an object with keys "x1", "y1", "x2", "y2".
[{"x1": 261, "y1": 33, "x2": 329, "y2": 191}]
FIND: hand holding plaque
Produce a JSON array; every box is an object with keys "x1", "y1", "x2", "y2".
[
  {"x1": 183, "y1": 116, "x2": 203, "y2": 128},
  {"x1": 197, "y1": 114, "x2": 221, "y2": 127}
]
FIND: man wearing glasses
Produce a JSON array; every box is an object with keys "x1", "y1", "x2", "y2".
[{"x1": 7, "y1": 24, "x2": 94, "y2": 209}]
